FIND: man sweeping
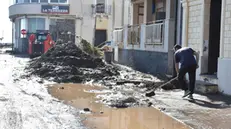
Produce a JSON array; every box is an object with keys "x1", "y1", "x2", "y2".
[{"x1": 173, "y1": 44, "x2": 199, "y2": 99}]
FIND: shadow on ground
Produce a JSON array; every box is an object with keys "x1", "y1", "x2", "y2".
[{"x1": 187, "y1": 93, "x2": 231, "y2": 109}]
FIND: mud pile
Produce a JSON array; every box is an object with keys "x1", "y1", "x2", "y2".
[{"x1": 25, "y1": 41, "x2": 119, "y2": 83}]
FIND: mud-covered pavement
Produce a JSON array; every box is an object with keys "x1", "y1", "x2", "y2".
[
  {"x1": 0, "y1": 53, "x2": 86, "y2": 129},
  {"x1": 2, "y1": 45, "x2": 231, "y2": 129}
]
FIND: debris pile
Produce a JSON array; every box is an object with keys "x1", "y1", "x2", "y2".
[{"x1": 25, "y1": 41, "x2": 119, "y2": 83}]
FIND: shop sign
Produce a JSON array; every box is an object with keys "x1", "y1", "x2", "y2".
[{"x1": 41, "y1": 5, "x2": 69, "y2": 14}]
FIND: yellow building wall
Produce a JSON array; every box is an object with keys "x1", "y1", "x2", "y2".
[{"x1": 96, "y1": 17, "x2": 109, "y2": 30}]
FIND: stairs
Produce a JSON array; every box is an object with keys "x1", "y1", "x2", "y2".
[{"x1": 195, "y1": 80, "x2": 219, "y2": 94}]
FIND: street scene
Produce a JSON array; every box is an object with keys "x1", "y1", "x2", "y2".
[{"x1": 1, "y1": 0, "x2": 231, "y2": 129}]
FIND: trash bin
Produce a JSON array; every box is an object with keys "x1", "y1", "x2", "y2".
[{"x1": 104, "y1": 51, "x2": 113, "y2": 64}]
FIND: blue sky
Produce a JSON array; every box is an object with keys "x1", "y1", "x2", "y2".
[{"x1": 0, "y1": 1, "x2": 12, "y2": 43}]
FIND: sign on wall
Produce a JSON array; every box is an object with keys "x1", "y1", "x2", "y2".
[{"x1": 41, "y1": 5, "x2": 70, "y2": 14}]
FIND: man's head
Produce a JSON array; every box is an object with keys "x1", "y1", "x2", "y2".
[{"x1": 173, "y1": 44, "x2": 182, "y2": 52}]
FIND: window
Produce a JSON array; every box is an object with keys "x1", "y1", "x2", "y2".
[
  {"x1": 50, "y1": 0, "x2": 58, "y2": 3},
  {"x1": 59, "y1": 0, "x2": 67, "y2": 3},
  {"x1": 16, "y1": 0, "x2": 29, "y2": 3},
  {"x1": 37, "y1": 35, "x2": 47, "y2": 41},
  {"x1": 31, "y1": 0, "x2": 39, "y2": 3},
  {"x1": 14, "y1": 0, "x2": 67, "y2": 4},
  {"x1": 20, "y1": 18, "x2": 26, "y2": 38},
  {"x1": 40, "y1": 0, "x2": 48, "y2": 2},
  {"x1": 28, "y1": 18, "x2": 45, "y2": 33},
  {"x1": 96, "y1": 0, "x2": 106, "y2": 13}
]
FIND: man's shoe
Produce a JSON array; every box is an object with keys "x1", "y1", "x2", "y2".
[
  {"x1": 188, "y1": 94, "x2": 193, "y2": 99},
  {"x1": 182, "y1": 90, "x2": 190, "y2": 98}
]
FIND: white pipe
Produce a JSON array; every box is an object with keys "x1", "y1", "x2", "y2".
[
  {"x1": 199, "y1": 0, "x2": 205, "y2": 55},
  {"x1": 220, "y1": 0, "x2": 226, "y2": 58},
  {"x1": 185, "y1": 0, "x2": 189, "y2": 47},
  {"x1": 121, "y1": 0, "x2": 125, "y2": 26},
  {"x1": 181, "y1": 0, "x2": 189, "y2": 47}
]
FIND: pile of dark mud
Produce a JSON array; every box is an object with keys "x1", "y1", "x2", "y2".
[
  {"x1": 25, "y1": 41, "x2": 119, "y2": 83},
  {"x1": 23, "y1": 40, "x2": 178, "y2": 108}
]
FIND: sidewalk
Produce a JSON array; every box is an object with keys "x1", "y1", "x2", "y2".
[{"x1": 151, "y1": 89, "x2": 231, "y2": 129}]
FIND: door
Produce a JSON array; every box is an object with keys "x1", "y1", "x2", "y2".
[
  {"x1": 95, "y1": 30, "x2": 107, "y2": 46},
  {"x1": 208, "y1": 0, "x2": 222, "y2": 74}
]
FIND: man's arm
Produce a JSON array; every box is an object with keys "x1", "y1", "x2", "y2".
[
  {"x1": 174, "y1": 53, "x2": 180, "y2": 74},
  {"x1": 175, "y1": 63, "x2": 179, "y2": 74},
  {"x1": 193, "y1": 51, "x2": 199, "y2": 68},
  {"x1": 194, "y1": 51, "x2": 199, "y2": 64}
]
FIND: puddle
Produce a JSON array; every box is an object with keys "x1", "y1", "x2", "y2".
[{"x1": 48, "y1": 84, "x2": 191, "y2": 129}]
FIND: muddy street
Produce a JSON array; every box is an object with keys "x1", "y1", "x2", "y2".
[
  {"x1": 1, "y1": 46, "x2": 231, "y2": 129},
  {"x1": 0, "y1": 53, "x2": 86, "y2": 129},
  {"x1": 0, "y1": 48, "x2": 189, "y2": 129}
]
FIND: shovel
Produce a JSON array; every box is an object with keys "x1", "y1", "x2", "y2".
[{"x1": 145, "y1": 77, "x2": 178, "y2": 97}]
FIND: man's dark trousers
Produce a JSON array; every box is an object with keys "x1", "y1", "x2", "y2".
[{"x1": 178, "y1": 64, "x2": 197, "y2": 94}]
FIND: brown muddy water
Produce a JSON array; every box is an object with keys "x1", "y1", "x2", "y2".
[{"x1": 48, "y1": 84, "x2": 191, "y2": 129}]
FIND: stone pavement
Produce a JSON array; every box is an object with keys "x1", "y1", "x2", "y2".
[{"x1": 151, "y1": 89, "x2": 231, "y2": 129}]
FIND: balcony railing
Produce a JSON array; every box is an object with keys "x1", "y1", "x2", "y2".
[
  {"x1": 127, "y1": 25, "x2": 140, "y2": 45},
  {"x1": 113, "y1": 21, "x2": 164, "y2": 47},
  {"x1": 145, "y1": 21, "x2": 164, "y2": 45},
  {"x1": 93, "y1": 4, "x2": 111, "y2": 15},
  {"x1": 113, "y1": 28, "x2": 123, "y2": 43}
]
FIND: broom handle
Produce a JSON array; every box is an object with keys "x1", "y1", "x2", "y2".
[{"x1": 154, "y1": 76, "x2": 178, "y2": 90}]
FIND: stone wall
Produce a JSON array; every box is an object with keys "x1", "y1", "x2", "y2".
[
  {"x1": 187, "y1": 0, "x2": 202, "y2": 51},
  {"x1": 117, "y1": 49, "x2": 168, "y2": 76}
]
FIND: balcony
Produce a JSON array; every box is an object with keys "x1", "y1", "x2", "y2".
[
  {"x1": 92, "y1": 3, "x2": 111, "y2": 16},
  {"x1": 113, "y1": 21, "x2": 165, "y2": 50}
]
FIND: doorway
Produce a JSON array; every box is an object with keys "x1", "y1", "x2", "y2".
[
  {"x1": 208, "y1": 0, "x2": 222, "y2": 75},
  {"x1": 95, "y1": 30, "x2": 107, "y2": 46}
]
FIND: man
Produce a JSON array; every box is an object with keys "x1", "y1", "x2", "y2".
[{"x1": 173, "y1": 44, "x2": 199, "y2": 99}]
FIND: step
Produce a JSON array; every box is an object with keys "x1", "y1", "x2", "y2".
[{"x1": 195, "y1": 80, "x2": 219, "y2": 94}]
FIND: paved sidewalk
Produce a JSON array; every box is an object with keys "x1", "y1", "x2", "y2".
[{"x1": 151, "y1": 89, "x2": 231, "y2": 129}]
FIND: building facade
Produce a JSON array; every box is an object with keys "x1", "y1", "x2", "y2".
[
  {"x1": 181, "y1": 0, "x2": 231, "y2": 95},
  {"x1": 9, "y1": 0, "x2": 112, "y2": 53},
  {"x1": 112, "y1": 0, "x2": 178, "y2": 76}
]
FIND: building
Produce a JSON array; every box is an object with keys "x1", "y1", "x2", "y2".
[
  {"x1": 180, "y1": 0, "x2": 231, "y2": 95},
  {"x1": 112, "y1": 0, "x2": 178, "y2": 76},
  {"x1": 9, "y1": 0, "x2": 112, "y2": 53}
]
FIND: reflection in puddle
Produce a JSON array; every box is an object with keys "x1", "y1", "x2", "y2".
[{"x1": 48, "y1": 84, "x2": 191, "y2": 129}]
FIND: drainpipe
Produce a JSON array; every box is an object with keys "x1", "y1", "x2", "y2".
[
  {"x1": 182, "y1": 0, "x2": 189, "y2": 47},
  {"x1": 220, "y1": 0, "x2": 226, "y2": 58},
  {"x1": 173, "y1": 0, "x2": 179, "y2": 77},
  {"x1": 112, "y1": 0, "x2": 115, "y2": 41},
  {"x1": 181, "y1": 0, "x2": 189, "y2": 47},
  {"x1": 121, "y1": 0, "x2": 125, "y2": 26},
  {"x1": 185, "y1": 0, "x2": 189, "y2": 47}
]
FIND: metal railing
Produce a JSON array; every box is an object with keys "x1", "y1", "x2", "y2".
[
  {"x1": 93, "y1": 4, "x2": 111, "y2": 15},
  {"x1": 113, "y1": 28, "x2": 123, "y2": 43},
  {"x1": 112, "y1": 21, "x2": 164, "y2": 46},
  {"x1": 127, "y1": 25, "x2": 140, "y2": 45},
  {"x1": 145, "y1": 21, "x2": 164, "y2": 45}
]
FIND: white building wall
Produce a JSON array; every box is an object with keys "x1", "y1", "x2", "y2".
[{"x1": 218, "y1": 0, "x2": 231, "y2": 95}]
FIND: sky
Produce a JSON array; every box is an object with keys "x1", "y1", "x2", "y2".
[{"x1": 0, "y1": 1, "x2": 12, "y2": 43}]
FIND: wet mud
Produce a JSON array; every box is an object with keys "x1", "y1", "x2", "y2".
[
  {"x1": 48, "y1": 84, "x2": 190, "y2": 129},
  {"x1": 25, "y1": 41, "x2": 119, "y2": 83},
  {"x1": 23, "y1": 41, "x2": 179, "y2": 108}
]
